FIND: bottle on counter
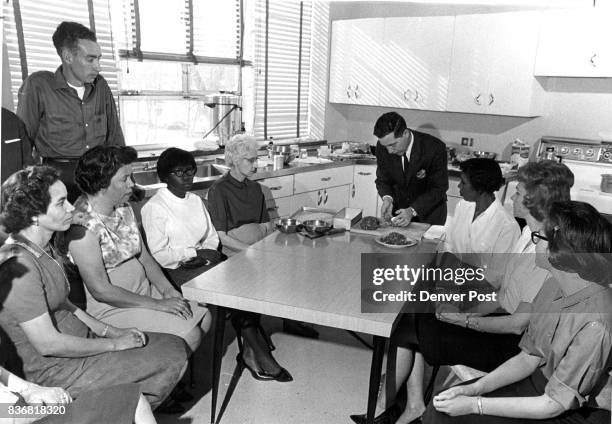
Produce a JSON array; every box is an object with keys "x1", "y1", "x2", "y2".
[
  {"x1": 511, "y1": 139, "x2": 530, "y2": 167},
  {"x1": 267, "y1": 140, "x2": 274, "y2": 159}
]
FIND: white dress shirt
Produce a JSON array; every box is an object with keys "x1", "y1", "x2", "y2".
[{"x1": 142, "y1": 188, "x2": 220, "y2": 269}]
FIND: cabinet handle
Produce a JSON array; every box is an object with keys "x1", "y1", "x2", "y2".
[
  {"x1": 321, "y1": 177, "x2": 331, "y2": 181},
  {"x1": 403, "y1": 89, "x2": 412, "y2": 101},
  {"x1": 354, "y1": 85, "x2": 360, "y2": 99},
  {"x1": 357, "y1": 172, "x2": 372, "y2": 176},
  {"x1": 488, "y1": 93, "x2": 495, "y2": 105},
  {"x1": 351, "y1": 184, "x2": 356, "y2": 198},
  {"x1": 414, "y1": 90, "x2": 419, "y2": 102},
  {"x1": 269, "y1": 186, "x2": 282, "y2": 190},
  {"x1": 346, "y1": 84, "x2": 352, "y2": 99},
  {"x1": 590, "y1": 54, "x2": 598, "y2": 67},
  {"x1": 267, "y1": 206, "x2": 279, "y2": 212},
  {"x1": 474, "y1": 94, "x2": 482, "y2": 105},
  {"x1": 317, "y1": 190, "x2": 322, "y2": 206},
  {"x1": 324, "y1": 189, "x2": 328, "y2": 204}
]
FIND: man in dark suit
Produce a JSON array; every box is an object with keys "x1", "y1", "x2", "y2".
[{"x1": 374, "y1": 112, "x2": 448, "y2": 226}]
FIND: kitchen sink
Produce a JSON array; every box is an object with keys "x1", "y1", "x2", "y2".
[{"x1": 132, "y1": 162, "x2": 226, "y2": 186}]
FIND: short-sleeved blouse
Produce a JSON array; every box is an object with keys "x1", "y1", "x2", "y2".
[
  {"x1": 72, "y1": 196, "x2": 140, "y2": 269},
  {"x1": 519, "y1": 278, "x2": 612, "y2": 411},
  {"x1": 0, "y1": 235, "x2": 90, "y2": 382}
]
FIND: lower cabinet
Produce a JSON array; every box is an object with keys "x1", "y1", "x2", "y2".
[
  {"x1": 266, "y1": 196, "x2": 293, "y2": 219},
  {"x1": 349, "y1": 164, "x2": 379, "y2": 217},
  {"x1": 292, "y1": 185, "x2": 351, "y2": 212}
]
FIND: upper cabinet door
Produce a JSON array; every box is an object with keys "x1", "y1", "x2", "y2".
[
  {"x1": 486, "y1": 11, "x2": 542, "y2": 116},
  {"x1": 380, "y1": 16, "x2": 454, "y2": 111},
  {"x1": 329, "y1": 19, "x2": 384, "y2": 105},
  {"x1": 447, "y1": 11, "x2": 543, "y2": 116},
  {"x1": 446, "y1": 14, "x2": 493, "y2": 114},
  {"x1": 535, "y1": 9, "x2": 612, "y2": 78}
]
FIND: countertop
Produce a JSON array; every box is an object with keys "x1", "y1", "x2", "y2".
[{"x1": 136, "y1": 154, "x2": 517, "y2": 197}]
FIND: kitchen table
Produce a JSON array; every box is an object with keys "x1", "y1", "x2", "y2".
[{"x1": 182, "y1": 230, "x2": 438, "y2": 424}]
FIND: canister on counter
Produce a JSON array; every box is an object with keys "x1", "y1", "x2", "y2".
[
  {"x1": 300, "y1": 148, "x2": 308, "y2": 159},
  {"x1": 273, "y1": 155, "x2": 284, "y2": 170}
]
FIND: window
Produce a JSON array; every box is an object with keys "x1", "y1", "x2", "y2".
[
  {"x1": 2, "y1": 0, "x2": 116, "y2": 110},
  {"x1": 109, "y1": 0, "x2": 245, "y2": 149},
  {"x1": 111, "y1": 0, "x2": 241, "y2": 62},
  {"x1": 253, "y1": 0, "x2": 312, "y2": 140}
]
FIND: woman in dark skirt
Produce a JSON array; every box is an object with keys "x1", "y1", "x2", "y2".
[{"x1": 351, "y1": 160, "x2": 575, "y2": 424}]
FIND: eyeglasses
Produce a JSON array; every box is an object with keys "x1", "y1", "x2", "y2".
[
  {"x1": 530, "y1": 231, "x2": 548, "y2": 244},
  {"x1": 170, "y1": 168, "x2": 196, "y2": 177}
]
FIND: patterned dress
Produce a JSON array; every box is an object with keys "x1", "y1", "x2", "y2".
[{"x1": 70, "y1": 196, "x2": 207, "y2": 339}]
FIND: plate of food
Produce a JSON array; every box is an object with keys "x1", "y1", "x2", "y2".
[{"x1": 375, "y1": 232, "x2": 418, "y2": 248}]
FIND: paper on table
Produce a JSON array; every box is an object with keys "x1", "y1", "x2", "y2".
[{"x1": 423, "y1": 225, "x2": 446, "y2": 240}]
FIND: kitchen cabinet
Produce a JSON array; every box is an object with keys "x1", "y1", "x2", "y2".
[
  {"x1": 535, "y1": 9, "x2": 612, "y2": 78},
  {"x1": 378, "y1": 17, "x2": 454, "y2": 111},
  {"x1": 266, "y1": 196, "x2": 293, "y2": 219},
  {"x1": 293, "y1": 166, "x2": 353, "y2": 212},
  {"x1": 349, "y1": 164, "x2": 379, "y2": 217},
  {"x1": 292, "y1": 185, "x2": 350, "y2": 211},
  {"x1": 446, "y1": 11, "x2": 544, "y2": 116},
  {"x1": 294, "y1": 166, "x2": 353, "y2": 193},
  {"x1": 259, "y1": 175, "x2": 294, "y2": 218},
  {"x1": 328, "y1": 19, "x2": 384, "y2": 105}
]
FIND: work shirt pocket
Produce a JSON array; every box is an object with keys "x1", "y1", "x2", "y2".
[{"x1": 93, "y1": 113, "x2": 107, "y2": 144}]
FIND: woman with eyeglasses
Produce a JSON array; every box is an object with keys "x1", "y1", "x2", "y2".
[
  {"x1": 61, "y1": 146, "x2": 210, "y2": 354},
  {"x1": 141, "y1": 148, "x2": 226, "y2": 288},
  {"x1": 206, "y1": 134, "x2": 293, "y2": 383},
  {"x1": 424, "y1": 200, "x2": 611, "y2": 424},
  {"x1": 351, "y1": 161, "x2": 574, "y2": 424}
]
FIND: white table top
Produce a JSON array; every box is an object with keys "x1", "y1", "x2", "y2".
[{"x1": 182, "y1": 230, "x2": 438, "y2": 337}]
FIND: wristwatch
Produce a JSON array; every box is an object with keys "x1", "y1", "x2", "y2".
[{"x1": 408, "y1": 207, "x2": 418, "y2": 217}]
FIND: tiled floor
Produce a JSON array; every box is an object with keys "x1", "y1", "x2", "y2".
[{"x1": 155, "y1": 317, "x2": 378, "y2": 424}]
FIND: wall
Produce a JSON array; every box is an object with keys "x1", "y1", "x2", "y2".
[{"x1": 323, "y1": 2, "x2": 612, "y2": 160}]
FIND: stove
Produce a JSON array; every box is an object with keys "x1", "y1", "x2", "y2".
[{"x1": 537, "y1": 137, "x2": 612, "y2": 215}]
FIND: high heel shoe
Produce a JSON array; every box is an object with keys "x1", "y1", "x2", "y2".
[
  {"x1": 236, "y1": 353, "x2": 293, "y2": 382},
  {"x1": 349, "y1": 404, "x2": 401, "y2": 424}
]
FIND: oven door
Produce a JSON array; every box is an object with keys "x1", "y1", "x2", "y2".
[{"x1": 563, "y1": 160, "x2": 612, "y2": 215}]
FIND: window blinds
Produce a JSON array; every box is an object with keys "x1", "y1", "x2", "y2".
[
  {"x1": 114, "y1": 0, "x2": 241, "y2": 63},
  {"x1": 253, "y1": 0, "x2": 312, "y2": 140},
  {"x1": 3, "y1": 0, "x2": 117, "y2": 109}
]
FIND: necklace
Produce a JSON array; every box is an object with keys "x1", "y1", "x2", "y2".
[{"x1": 12, "y1": 235, "x2": 71, "y2": 292}]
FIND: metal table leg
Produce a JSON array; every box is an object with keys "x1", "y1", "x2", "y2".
[
  {"x1": 210, "y1": 305, "x2": 226, "y2": 424},
  {"x1": 366, "y1": 336, "x2": 386, "y2": 424}
]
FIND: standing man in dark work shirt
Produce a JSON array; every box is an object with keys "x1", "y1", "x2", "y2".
[
  {"x1": 17, "y1": 21, "x2": 124, "y2": 202},
  {"x1": 374, "y1": 112, "x2": 448, "y2": 226}
]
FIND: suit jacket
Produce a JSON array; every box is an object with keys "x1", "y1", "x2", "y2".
[{"x1": 375, "y1": 130, "x2": 448, "y2": 225}]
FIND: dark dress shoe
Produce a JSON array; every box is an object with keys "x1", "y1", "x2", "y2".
[
  {"x1": 236, "y1": 354, "x2": 294, "y2": 382},
  {"x1": 283, "y1": 319, "x2": 319, "y2": 339},
  {"x1": 349, "y1": 404, "x2": 400, "y2": 424}
]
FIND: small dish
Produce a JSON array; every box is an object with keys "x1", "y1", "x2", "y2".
[{"x1": 375, "y1": 236, "x2": 418, "y2": 249}]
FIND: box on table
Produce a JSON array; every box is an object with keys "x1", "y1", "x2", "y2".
[{"x1": 332, "y1": 208, "x2": 362, "y2": 230}]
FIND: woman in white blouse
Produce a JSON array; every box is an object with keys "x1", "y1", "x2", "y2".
[
  {"x1": 351, "y1": 160, "x2": 574, "y2": 424},
  {"x1": 142, "y1": 148, "x2": 226, "y2": 287}
]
